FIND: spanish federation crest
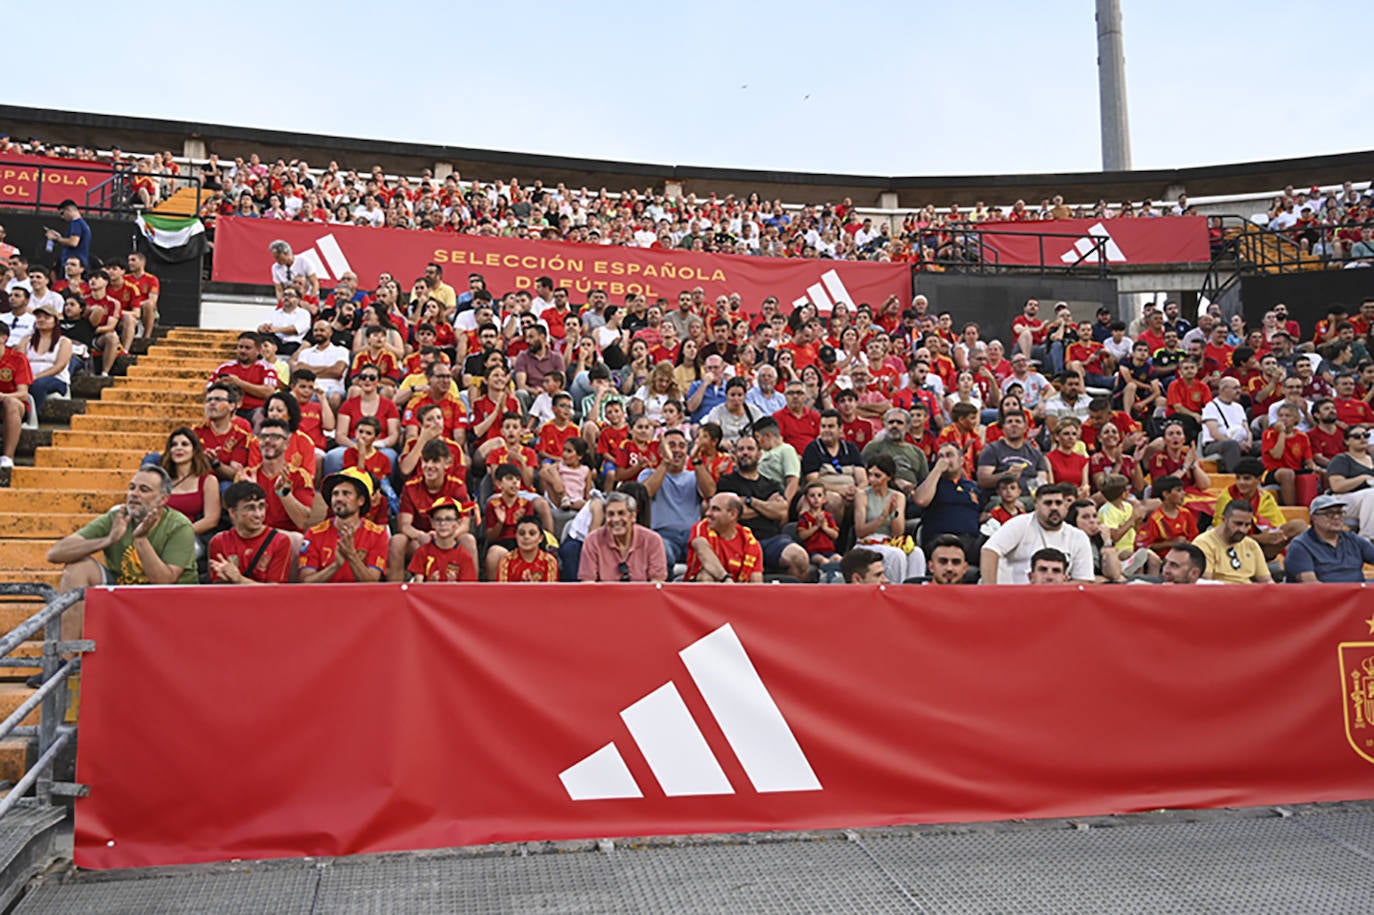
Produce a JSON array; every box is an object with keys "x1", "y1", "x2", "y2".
[{"x1": 1339, "y1": 642, "x2": 1374, "y2": 764}]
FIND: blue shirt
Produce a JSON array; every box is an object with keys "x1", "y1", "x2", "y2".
[
  {"x1": 687, "y1": 379, "x2": 727, "y2": 422},
  {"x1": 638, "y1": 468, "x2": 700, "y2": 536},
  {"x1": 920, "y1": 477, "x2": 982, "y2": 544},
  {"x1": 1284, "y1": 528, "x2": 1374, "y2": 583},
  {"x1": 746, "y1": 386, "x2": 786, "y2": 416},
  {"x1": 66, "y1": 217, "x2": 91, "y2": 267}
]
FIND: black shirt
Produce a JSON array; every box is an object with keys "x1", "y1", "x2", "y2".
[
  {"x1": 800, "y1": 438, "x2": 864, "y2": 478},
  {"x1": 716, "y1": 472, "x2": 783, "y2": 540}
]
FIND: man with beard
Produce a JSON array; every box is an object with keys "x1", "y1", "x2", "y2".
[
  {"x1": 1191, "y1": 499, "x2": 1271, "y2": 583},
  {"x1": 48, "y1": 464, "x2": 197, "y2": 641},
  {"x1": 716, "y1": 435, "x2": 811, "y2": 580},
  {"x1": 925, "y1": 534, "x2": 971, "y2": 584},
  {"x1": 301, "y1": 467, "x2": 389, "y2": 583},
  {"x1": 289, "y1": 321, "x2": 349, "y2": 410},
  {"x1": 980, "y1": 483, "x2": 1093, "y2": 584},
  {"x1": 239, "y1": 418, "x2": 318, "y2": 538},
  {"x1": 1160, "y1": 544, "x2": 1210, "y2": 584}
]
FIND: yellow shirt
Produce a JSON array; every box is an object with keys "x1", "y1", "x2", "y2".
[
  {"x1": 1212, "y1": 486, "x2": 1286, "y2": 531},
  {"x1": 1192, "y1": 527, "x2": 1272, "y2": 583},
  {"x1": 1098, "y1": 500, "x2": 1136, "y2": 551}
]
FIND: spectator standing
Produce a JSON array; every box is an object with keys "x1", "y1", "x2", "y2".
[
  {"x1": 269, "y1": 240, "x2": 319, "y2": 301},
  {"x1": 43, "y1": 200, "x2": 91, "y2": 268}
]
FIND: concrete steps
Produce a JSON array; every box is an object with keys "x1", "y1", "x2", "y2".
[
  {"x1": 34, "y1": 449, "x2": 151, "y2": 470},
  {"x1": 99, "y1": 386, "x2": 206, "y2": 403},
  {"x1": 0, "y1": 490, "x2": 121, "y2": 514},
  {"x1": 4, "y1": 514, "x2": 98, "y2": 538},
  {"x1": 83, "y1": 401, "x2": 204, "y2": 420},
  {"x1": 9, "y1": 468, "x2": 131, "y2": 491},
  {"x1": 69, "y1": 414, "x2": 199, "y2": 434},
  {"x1": 51, "y1": 430, "x2": 169, "y2": 452}
]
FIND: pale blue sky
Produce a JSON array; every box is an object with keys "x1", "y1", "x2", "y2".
[{"x1": 11, "y1": 2, "x2": 1372, "y2": 177}]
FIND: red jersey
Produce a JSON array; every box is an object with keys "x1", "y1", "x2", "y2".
[
  {"x1": 1011, "y1": 315, "x2": 1048, "y2": 345},
  {"x1": 1144, "y1": 449, "x2": 1195, "y2": 486},
  {"x1": 685, "y1": 519, "x2": 763, "y2": 582},
  {"x1": 1089, "y1": 451, "x2": 1137, "y2": 488},
  {"x1": 1335, "y1": 398, "x2": 1374, "y2": 426},
  {"x1": 337, "y1": 397, "x2": 400, "y2": 440},
  {"x1": 350, "y1": 349, "x2": 400, "y2": 383},
  {"x1": 399, "y1": 436, "x2": 466, "y2": 475},
  {"x1": 84, "y1": 292, "x2": 122, "y2": 327},
  {"x1": 497, "y1": 549, "x2": 560, "y2": 582},
  {"x1": 399, "y1": 474, "x2": 473, "y2": 530},
  {"x1": 207, "y1": 527, "x2": 294, "y2": 583},
  {"x1": 0, "y1": 348, "x2": 34, "y2": 394},
  {"x1": 298, "y1": 400, "x2": 327, "y2": 450},
  {"x1": 693, "y1": 452, "x2": 733, "y2": 484},
  {"x1": 891, "y1": 387, "x2": 941, "y2": 423},
  {"x1": 597, "y1": 424, "x2": 631, "y2": 460},
  {"x1": 1309, "y1": 425, "x2": 1346, "y2": 462},
  {"x1": 194, "y1": 418, "x2": 254, "y2": 468},
  {"x1": 615, "y1": 439, "x2": 660, "y2": 472},
  {"x1": 1081, "y1": 411, "x2": 1139, "y2": 450},
  {"x1": 469, "y1": 393, "x2": 522, "y2": 444},
  {"x1": 1261, "y1": 426, "x2": 1313, "y2": 472},
  {"x1": 1066, "y1": 340, "x2": 1104, "y2": 368},
  {"x1": 840, "y1": 416, "x2": 877, "y2": 449},
  {"x1": 1046, "y1": 449, "x2": 1090, "y2": 488},
  {"x1": 1137, "y1": 507, "x2": 1198, "y2": 556},
  {"x1": 408, "y1": 542, "x2": 478, "y2": 582},
  {"x1": 52, "y1": 279, "x2": 90, "y2": 298},
  {"x1": 904, "y1": 428, "x2": 938, "y2": 459},
  {"x1": 246, "y1": 429, "x2": 316, "y2": 475},
  {"x1": 402, "y1": 391, "x2": 468, "y2": 438},
  {"x1": 484, "y1": 495, "x2": 535, "y2": 542},
  {"x1": 772, "y1": 407, "x2": 821, "y2": 455},
  {"x1": 241, "y1": 464, "x2": 316, "y2": 532},
  {"x1": 106, "y1": 278, "x2": 142, "y2": 316},
  {"x1": 1204, "y1": 343, "x2": 1235, "y2": 373},
  {"x1": 209, "y1": 360, "x2": 278, "y2": 410},
  {"x1": 485, "y1": 442, "x2": 539, "y2": 472},
  {"x1": 302, "y1": 518, "x2": 390, "y2": 582},
  {"x1": 1166, "y1": 378, "x2": 1212, "y2": 416},
  {"x1": 128, "y1": 271, "x2": 160, "y2": 305},
  {"x1": 798, "y1": 509, "x2": 836, "y2": 555},
  {"x1": 537, "y1": 420, "x2": 582, "y2": 461},
  {"x1": 781, "y1": 340, "x2": 819, "y2": 370},
  {"x1": 401, "y1": 350, "x2": 451, "y2": 377}
]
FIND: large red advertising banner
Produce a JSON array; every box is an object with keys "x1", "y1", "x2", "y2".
[
  {"x1": 0, "y1": 152, "x2": 114, "y2": 209},
  {"x1": 978, "y1": 216, "x2": 1211, "y2": 266},
  {"x1": 211, "y1": 216, "x2": 911, "y2": 313},
  {"x1": 74, "y1": 583, "x2": 1374, "y2": 869}
]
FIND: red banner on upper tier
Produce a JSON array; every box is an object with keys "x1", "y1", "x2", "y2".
[
  {"x1": 73, "y1": 583, "x2": 1374, "y2": 869},
  {"x1": 978, "y1": 216, "x2": 1211, "y2": 266},
  {"x1": 211, "y1": 216, "x2": 911, "y2": 313},
  {"x1": 0, "y1": 152, "x2": 114, "y2": 209}
]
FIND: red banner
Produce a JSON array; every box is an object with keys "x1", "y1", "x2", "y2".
[
  {"x1": 0, "y1": 152, "x2": 114, "y2": 209},
  {"x1": 978, "y1": 216, "x2": 1211, "y2": 266},
  {"x1": 74, "y1": 583, "x2": 1374, "y2": 869},
  {"x1": 211, "y1": 216, "x2": 910, "y2": 313}
]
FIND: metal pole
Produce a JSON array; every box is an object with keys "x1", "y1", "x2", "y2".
[{"x1": 1097, "y1": 0, "x2": 1133, "y2": 171}]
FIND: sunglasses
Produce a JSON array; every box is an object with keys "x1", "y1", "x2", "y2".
[
  {"x1": 1226, "y1": 547, "x2": 1243, "y2": 571},
  {"x1": 617, "y1": 561, "x2": 630, "y2": 583},
  {"x1": 358, "y1": 375, "x2": 379, "y2": 382}
]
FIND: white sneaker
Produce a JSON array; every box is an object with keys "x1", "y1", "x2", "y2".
[{"x1": 0, "y1": 456, "x2": 12, "y2": 469}]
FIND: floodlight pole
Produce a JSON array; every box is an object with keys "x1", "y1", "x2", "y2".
[{"x1": 1096, "y1": 0, "x2": 1133, "y2": 172}]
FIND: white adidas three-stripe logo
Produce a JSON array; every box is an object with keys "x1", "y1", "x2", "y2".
[
  {"x1": 559, "y1": 624, "x2": 822, "y2": 801},
  {"x1": 791, "y1": 268, "x2": 854, "y2": 314},
  {"x1": 1060, "y1": 222, "x2": 1126, "y2": 263},
  {"x1": 294, "y1": 233, "x2": 354, "y2": 282}
]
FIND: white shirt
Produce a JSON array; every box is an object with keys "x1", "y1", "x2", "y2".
[
  {"x1": 266, "y1": 306, "x2": 310, "y2": 345},
  {"x1": 1199, "y1": 398, "x2": 1250, "y2": 446},
  {"x1": 293, "y1": 342, "x2": 350, "y2": 393},
  {"x1": 270, "y1": 257, "x2": 316, "y2": 289},
  {"x1": 1103, "y1": 336, "x2": 1134, "y2": 361},
  {"x1": 1, "y1": 311, "x2": 35, "y2": 348},
  {"x1": 982, "y1": 514, "x2": 1094, "y2": 584}
]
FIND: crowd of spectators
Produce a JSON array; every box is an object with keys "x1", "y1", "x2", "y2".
[
  {"x1": 39, "y1": 247, "x2": 1374, "y2": 589},
  {"x1": 10, "y1": 132, "x2": 1370, "y2": 269}
]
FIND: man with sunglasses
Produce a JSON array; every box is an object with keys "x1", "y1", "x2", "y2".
[
  {"x1": 1192, "y1": 500, "x2": 1272, "y2": 583},
  {"x1": 577, "y1": 491, "x2": 667, "y2": 582}
]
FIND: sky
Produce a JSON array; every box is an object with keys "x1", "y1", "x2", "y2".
[{"x1": 10, "y1": 2, "x2": 1373, "y2": 178}]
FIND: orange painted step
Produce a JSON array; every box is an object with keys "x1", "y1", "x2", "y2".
[
  {"x1": 96, "y1": 387, "x2": 205, "y2": 405},
  {"x1": 0, "y1": 490, "x2": 122, "y2": 514},
  {"x1": 52, "y1": 430, "x2": 171, "y2": 451},
  {"x1": 0, "y1": 571, "x2": 63, "y2": 588},
  {"x1": 0, "y1": 740, "x2": 28, "y2": 784},
  {"x1": 0, "y1": 604, "x2": 45, "y2": 635},
  {"x1": 35, "y1": 448, "x2": 150, "y2": 470},
  {"x1": 10, "y1": 467, "x2": 131, "y2": 490},
  {"x1": 148, "y1": 345, "x2": 236, "y2": 359},
  {"x1": 3, "y1": 513, "x2": 98, "y2": 538},
  {"x1": 0, "y1": 685, "x2": 42, "y2": 727},
  {"x1": 0, "y1": 540, "x2": 60, "y2": 568},
  {"x1": 1282, "y1": 506, "x2": 1309, "y2": 523},
  {"x1": 71, "y1": 414, "x2": 201, "y2": 434},
  {"x1": 82, "y1": 401, "x2": 203, "y2": 420},
  {"x1": 127, "y1": 364, "x2": 220, "y2": 380}
]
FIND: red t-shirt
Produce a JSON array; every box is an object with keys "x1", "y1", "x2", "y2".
[
  {"x1": 194, "y1": 418, "x2": 254, "y2": 467},
  {"x1": 298, "y1": 401, "x2": 327, "y2": 450},
  {"x1": 781, "y1": 341, "x2": 819, "y2": 370},
  {"x1": 485, "y1": 442, "x2": 539, "y2": 472},
  {"x1": 337, "y1": 397, "x2": 400, "y2": 440},
  {"x1": 301, "y1": 519, "x2": 390, "y2": 581},
  {"x1": 0, "y1": 348, "x2": 34, "y2": 394},
  {"x1": 350, "y1": 350, "x2": 400, "y2": 383},
  {"x1": 772, "y1": 407, "x2": 821, "y2": 455},
  {"x1": 1089, "y1": 451, "x2": 1137, "y2": 489},
  {"x1": 399, "y1": 474, "x2": 473, "y2": 530},
  {"x1": 402, "y1": 391, "x2": 468, "y2": 438},
  {"x1": 1046, "y1": 449, "x2": 1090, "y2": 488},
  {"x1": 210, "y1": 360, "x2": 278, "y2": 410},
  {"x1": 107, "y1": 279, "x2": 142, "y2": 315},
  {"x1": 685, "y1": 519, "x2": 763, "y2": 582},
  {"x1": 498, "y1": 548, "x2": 560, "y2": 582},
  {"x1": 1335, "y1": 398, "x2": 1374, "y2": 426},
  {"x1": 408, "y1": 543, "x2": 478, "y2": 582},
  {"x1": 484, "y1": 495, "x2": 535, "y2": 542},
  {"x1": 1261, "y1": 426, "x2": 1313, "y2": 472},
  {"x1": 208, "y1": 527, "x2": 294, "y2": 583},
  {"x1": 615, "y1": 439, "x2": 660, "y2": 472},
  {"x1": 598, "y1": 424, "x2": 631, "y2": 461},
  {"x1": 840, "y1": 416, "x2": 877, "y2": 449},
  {"x1": 399, "y1": 436, "x2": 466, "y2": 476},
  {"x1": 469, "y1": 393, "x2": 522, "y2": 444},
  {"x1": 1081, "y1": 412, "x2": 1139, "y2": 450},
  {"x1": 1309, "y1": 425, "x2": 1346, "y2": 462},
  {"x1": 537, "y1": 421, "x2": 582, "y2": 461},
  {"x1": 128, "y1": 272, "x2": 160, "y2": 304},
  {"x1": 798, "y1": 510, "x2": 836, "y2": 554},
  {"x1": 1166, "y1": 378, "x2": 1212, "y2": 415},
  {"x1": 241, "y1": 464, "x2": 316, "y2": 532},
  {"x1": 1137, "y1": 507, "x2": 1199, "y2": 556},
  {"x1": 1011, "y1": 315, "x2": 1048, "y2": 345}
]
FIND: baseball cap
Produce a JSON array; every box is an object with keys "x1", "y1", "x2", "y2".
[
  {"x1": 1309, "y1": 494, "x2": 1345, "y2": 515},
  {"x1": 818, "y1": 346, "x2": 837, "y2": 364}
]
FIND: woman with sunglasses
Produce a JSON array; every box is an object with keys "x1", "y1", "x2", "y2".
[
  {"x1": 1327, "y1": 425, "x2": 1374, "y2": 537},
  {"x1": 323, "y1": 367, "x2": 401, "y2": 476}
]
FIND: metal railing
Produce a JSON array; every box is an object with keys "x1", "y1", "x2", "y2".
[
  {"x1": 0, "y1": 585, "x2": 91, "y2": 814},
  {"x1": 906, "y1": 224, "x2": 1111, "y2": 277},
  {"x1": 1198, "y1": 214, "x2": 1374, "y2": 308},
  {"x1": 0, "y1": 160, "x2": 202, "y2": 220}
]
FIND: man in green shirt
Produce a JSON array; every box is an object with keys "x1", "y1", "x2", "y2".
[
  {"x1": 862, "y1": 408, "x2": 929, "y2": 502},
  {"x1": 47, "y1": 464, "x2": 198, "y2": 641}
]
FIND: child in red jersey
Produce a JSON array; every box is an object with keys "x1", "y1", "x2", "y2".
[{"x1": 796, "y1": 482, "x2": 842, "y2": 578}]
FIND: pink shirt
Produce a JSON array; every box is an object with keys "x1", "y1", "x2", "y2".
[{"x1": 577, "y1": 524, "x2": 668, "y2": 582}]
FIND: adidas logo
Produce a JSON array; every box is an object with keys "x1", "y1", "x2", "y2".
[
  {"x1": 791, "y1": 268, "x2": 854, "y2": 314},
  {"x1": 558, "y1": 624, "x2": 822, "y2": 801},
  {"x1": 1060, "y1": 222, "x2": 1126, "y2": 264},
  {"x1": 294, "y1": 233, "x2": 354, "y2": 282}
]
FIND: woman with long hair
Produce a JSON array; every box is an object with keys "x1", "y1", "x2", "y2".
[
  {"x1": 620, "y1": 338, "x2": 654, "y2": 397},
  {"x1": 633, "y1": 362, "x2": 681, "y2": 423},
  {"x1": 1089, "y1": 419, "x2": 1146, "y2": 495},
  {"x1": 568, "y1": 334, "x2": 603, "y2": 405},
  {"x1": 853, "y1": 455, "x2": 925, "y2": 584},
  {"x1": 25, "y1": 304, "x2": 73, "y2": 409},
  {"x1": 799, "y1": 364, "x2": 831, "y2": 412},
  {"x1": 159, "y1": 427, "x2": 222, "y2": 541},
  {"x1": 672, "y1": 338, "x2": 703, "y2": 393}
]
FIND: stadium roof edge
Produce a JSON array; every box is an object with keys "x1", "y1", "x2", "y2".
[{"x1": 4, "y1": 104, "x2": 1373, "y2": 206}]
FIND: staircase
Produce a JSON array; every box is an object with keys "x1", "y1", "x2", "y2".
[{"x1": 149, "y1": 185, "x2": 204, "y2": 218}]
